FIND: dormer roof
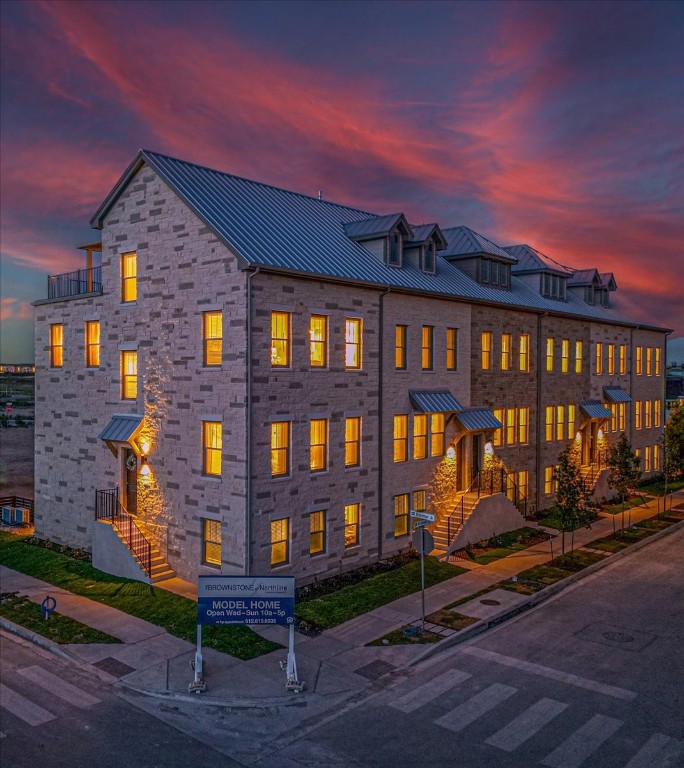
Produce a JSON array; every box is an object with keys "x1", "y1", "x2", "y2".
[
  {"x1": 505, "y1": 244, "x2": 573, "y2": 276},
  {"x1": 441, "y1": 226, "x2": 517, "y2": 262},
  {"x1": 344, "y1": 213, "x2": 413, "y2": 241},
  {"x1": 406, "y1": 223, "x2": 448, "y2": 250},
  {"x1": 600, "y1": 272, "x2": 617, "y2": 291},
  {"x1": 568, "y1": 268, "x2": 601, "y2": 287}
]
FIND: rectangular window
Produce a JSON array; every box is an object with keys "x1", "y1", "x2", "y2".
[
  {"x1": 393, "y1": 493, "x2": 409, "y2": 537},
  {"x1": 545, "y1": 406, "x2": 554, "y2": 442},
  {"x1": 544, "y1": 466, "x2": 554, "y2": 495},
  {"x1": 517, "y1": 470, "x2": 529, "y2": 500},
  {"x1": 413, "y1": 489, "x2": 427, "y2": 513},
  {"x1": 309, "y1": 418, "x2": 328, "y2": 472},
  {"x1": 446, "y1": 328, "x2": 458, "y2": 371},
  {"x1": 481, "y1": 331, "x2": 492, "y2": 370},
  {"x1": 636, "y1": 346, "x2": 643, "y2": 375},
  {"x1": 393, "y1": 415, "x2": 408, "y2": 462},
  {"x1": 644, "y1": 446, "x2": 651, "y2": 472},
  {"x1": 413, "y1": 414, "x2": 427, "y2": 460},
  {"x1": 607, "y1": 344, "x2": 615, "y2": 375},
  {"x1": 575, "y1": 340, "x2": 583, "y2": 374},
  {"x1": 388, "y1": 232, "x2": 402, "y2": 266},
  {"x1": 271, "y1": 311, "x2": 290, "y2": 367},
  {"x1": 493, "y1": 408, "x2": 504, "y2": 447},
  {"x1": 646, "y1": 347, "x2": 653, "y2": 376},
  {"x1": 546, "y1": 337, "x2": 554, "y2": 372},
  {"x1": 309, "y1": 315, "x2": 327, "y2": 367},
  {"x1": 619, "y1": 344, "x2": 626, "y2": 375},
  {"x1": 635, "y1": 401, "x2": 642, "y2": 430},
  {"x1": 344, "y1": 417, "x2": 361, "y2": 467},
  {"x1": 421, "y1": 326, "x2": 433, "y2": 370},
  {"x1": 654, "y1": 444, "x2": 660, "y2": 471},
  {"x1": 645, "y1": 400, "x2": 652, "y2": 429},
  {"x1": 556, "y1": 405, "x2": 565, "y2": 441},
  {"x1": 481, "y1": 258, "x2": 490, "y2": 282},
  {"x1": 203, "y1": 311, "x2": 222, "y2": 367},
  {"x1": 519, "y1": 334, "x2": 530, "y2": 372},
  {"x1": 49, "y1": 323, "x2": 63, "y2": 368},
  {"x1": 271, "y1": 421, "x2": 290, "y2": 477},
  {"x1": 309, "y1": 510, "x2": 326, "y2": 555},
  {"x1": 202, "y1": 421, "x2": 222, "y2": 476},
  {"x1": 395, "y1": 325, "x2": 407, "y2": 370},
  {"x1": 121, "y1": 251, "x2": 137, "y2": 302},
  {"x1": 610, "y1": 403, "x2": 618, "y2": 433},
  {"x1": 121, "y1": 350, "x2": 138, "y2": 400},
  {"x1": 506, "y1": 408, "x2": 516, "y2": 445},
  {"x1": 518, "y1": 407, "x2": 529, "y2": 444},
  {"x1": 655, "y1": 348, "x2": 661, "y2": 376},
  {"x1": 561, "y1": 339, "x2": 570, "y2": 373},
  {"x1": 345, "y1": 318, "x2": 362, "y2": 369},
  {"x1": 85, "y1": 321, "x2": 100, "y2": 367},
  {"x1": 270, "y1": 518, "x2": 289, "y2": 566},
  {"x1": 430, "y1": 413, "x2": 444, "y2": 456},
  {"x1": 500, "y1": 333, "x2": 512, "y2": 371},
  {"x1": 202, "y1": 519, "x2": 221, "y2": 566},
  {"x1": 344, "y1": 503, "x2": 360, "y2": 548},
  {"x1": 654, "y1": 400, "x2": 661, "y2": 428},
  {"x1": 595, "y1": 342, "x2": 603, "y2": 375},
  {"x1": 619, "y1": 402, "x2": 626, "y2": 432},
  {"x1": 567, "y1": 404, "x2": 576, "y2": 439}
]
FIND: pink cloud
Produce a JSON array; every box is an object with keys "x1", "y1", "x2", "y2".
[{"x1": 0, "y1": 298, "x2": 33, "y2": 322}]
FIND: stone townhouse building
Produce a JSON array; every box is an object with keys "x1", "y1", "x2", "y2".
[{"x1": 33, "y1": 150, "x2": 668, "y2": 585}]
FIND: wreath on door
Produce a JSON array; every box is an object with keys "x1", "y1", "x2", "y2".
[{"x1": 126, "y1": 453, "x2": 137, "y2": 471}]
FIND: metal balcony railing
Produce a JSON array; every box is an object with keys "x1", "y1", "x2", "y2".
[{"x1": 48, "y1": 266, "x2": 102, "y2": 299}]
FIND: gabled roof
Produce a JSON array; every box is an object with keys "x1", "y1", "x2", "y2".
[
  {"x1": 568, "y1": 268, "x2": 600, "y2": 287},
  {"x1": 600, "y1": 272, "x2": 617, "y2": 291},
  {"x1": 406, "y1": 224, "x2": 448, "y2": 250},
  {"x1": 505, "y1": 244, "x2": 574, "y2": 276},
  {"x1": 441, "y1": 226, "x2": 516, "y2": 262},
  {"x1": 344, "y1": 213, "x2": 412, "y2": 241}
]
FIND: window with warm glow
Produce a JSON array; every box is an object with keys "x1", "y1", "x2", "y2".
[
  {"x1": 561, "y1": 339, "x2": 569, "y2": 373},
  {"x1": 544, "y1": 466, "x2": 554, "y2": 494},
  {"x1": 421, "y1": 326, "x2": 433, "y2": 370},
  {"x1": 646, "y1": 347, "x2": 652, "y2": 376},
  {"x1": 545, "y1": 406, "x2": 554, "y2": 442},
  {"x1": 501, "y1": 333, "x2": 511, "y2": 371},
  {"x1": 344, "y1": 503, "x2": 360, "y2": 548},
  {"x1": 595, "y1": 342, "x2": 603, "y2": 375},
  {"x1": 202, "y1": 519, "x2": 221, "y2": 566},
  {"x1": 430, "y1": 413, "x2": 444, "y2": 456},
  {"x1": 309, "y1": 315, "x2": 327, "y2": 367},
  {"x1": 271, "y1": 311, "x2": 291, "y2": 367},
  {"x1": 393, "y1": 493, "x2": 409, "y2": 537},
  {"x1": 644, "y1": 445, "x2": 651, "y2": 472},
  {"x1": 309, "y1": 418, "x2": 328, "y2": 472},
  {"x1": 395, "y1": 325, "x2": 407, "y2": 370},
  {"x1": 655, "y1": 348, "x2": 661, "y2": 376},
  {"x1": 202, "y1": 421, "x2": 222, "y2": 476},
  {"x1": 506, "y1": 408, "x2": 516, "y2": 445},
  {"x1": 610, "y1": 403, "x2": 618, "y2": 433},
  {"x1": 85, "y1": 321, "x2": 100, "y2": 367},
  {"x1": 121, "y1": 252, "x2": 137, "y2": 302},
  {"x1": 345, "y1": 318, "x2": 362, "y2": 369},
  {"x1": 121, "y1": 350, "x2": 138, "y2": 400},
  {"x1": 619, "y1": 402, "x2": 626, "y2": 432},
  {"x1": 446, "y1": 328, "x2": 458, "y2": 371},
  {"x1": 493, "y1": 408, "x2": 504, "y2": 446},
  {"x1": 49, "y1": 324, "x2": 63, "y2": 368},
  {"x1": 575, "y1": 340, "x2": 583, "y2": 374},
  {"x1": 344, "y1": 417, "x2": 361, "y2": 467},
  {"x1": 519, "y1": 334, "x2": 530, "y2": 372},
  {"x1": 654, "y1": 399, "x2": 661, "y2": 427},
  {"x1": 481, "y1": 331, "x2": 492, "y2": 370},
  {"x1": 271, "y1": 421, "x2": 290, "y2": 476},
  {"x1": 635, "y1": 400, "x2": 642, "y2": 429},
  {"x1": 607, "y1": 344, "x2": 615, "y2": 376},
  {"x1": 413, "y1": 489, "x2": 427, "y2": 513},
  {"x1": 518, "y1": 407, "x2": 529, "y2": 444},
  {"x1": 568, "y1": 404, "x2": 576, "y2": 439},
  {"x1": 413, "y1": 414, "x2": 427, "y2": 459},
  {"x1": 645, "y1": 400, "x2": 652, "y2": 428},
  {"x1": 517, "y1": 470, "x2": 528, "y2": 500},
  {"x1": 546, "y1": 337, "x2": 554, "y2": 372},
  {"x1": 619, "y1": 344, "x2": 627, "y2": 375},
  {"x1": 270, "y1": 518, "x2": 289, "y2": 566},
  {"x1": 309, "y1": 510, "x2": 326, "y2": 555},
  {"x1": 203, "y1": 311, "x2": 223, "y2": 367},
  {"x1": 635, "y1": 346, "x2": 643, "y2": 375},
  {"x1": 393, "y1": 415, "x2": 408, "y2": 462},
  {"x1": 556, "y1": 405, "x2": 565, "y2": 441},
  {"x1": 654, "y1": 444, "x2": 660, "y2": 471}
]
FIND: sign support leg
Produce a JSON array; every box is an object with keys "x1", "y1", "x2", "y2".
[
  {"x1": 189, "y1": 622, "x2": 206, "y2": 693},
  {"x1": 281, "y1": 623, "x2": 305, "y2": 692},
  {"x1": 420, "y1": 538, "x2": 426, "y2": 634}
]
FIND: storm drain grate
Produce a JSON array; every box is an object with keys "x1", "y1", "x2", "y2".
[
  {"x1": 93, "y1": 657, "x2": 136, "y2": 678},
  {"x1": 354, "y1": 660, "x2": 396, "y2": 680}
]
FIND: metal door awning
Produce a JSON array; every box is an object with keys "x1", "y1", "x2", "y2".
[
  {"x1": 579, "y1": 401, "x2": 612, "y2": 420},
  {"x1": 603, "y1": 386, "x2": 632, "y2": 403},
  {"x1": 409, "y1": 390, "x2": 463, "y2": 413},
  {"x1": 98, "y1": 414, "x2": 144, "y2": 455},
  {"x1": 454, "y1": 407, "x2": 502, "y2": 432}
]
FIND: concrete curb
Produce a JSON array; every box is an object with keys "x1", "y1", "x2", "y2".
[
  {"x1": 118, "y1": 681, "x2": 309, "y2": 709},
  {"x1": 0, "y1": 617, "x2": 75, "y2": 661}
]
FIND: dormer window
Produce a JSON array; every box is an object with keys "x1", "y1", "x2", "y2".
[
  {"x1": 480, "y1": 257, "x2": 510, "y2": 289},
  {"x1": 542, "y1": 273, "x2": 567, "y2": 300},
  {"x1": 388, "y1": 232, "x2": 403, "y2": 267},
  {"x1": 421, "y1": 241, "x2": 436, "y2": 273}
]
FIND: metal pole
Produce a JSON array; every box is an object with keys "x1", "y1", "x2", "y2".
[
  {"x1": 194, "y1": 623, "x2": 203, "y2": 684},
  {"x1": 420, "y1": 530, "x2": 426, "y2": 635}
]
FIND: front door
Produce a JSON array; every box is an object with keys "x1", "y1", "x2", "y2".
[
  {"x1": 123, "y1": 448, "x2": 138, "y2": 515},
  {"x1": 471, "y1": 434, "x2": 481, "y2": 480}
]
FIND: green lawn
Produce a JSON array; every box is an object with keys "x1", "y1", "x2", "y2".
[
  {"x1": 601, "y1": 496, "x2": 649, "y2": 516},
  {"x1": 533, "y1": 507, "x2": 598, "y2": 531},
  {"x1": 0, "y1": 533, "x2": 280, "y2": 659},
  {"x1": 638, "y1": 478, "x2": 684, "y2": 496},
  {"x1": 499, "y1": 550, "x2": 606, "y2": 595},
  {"x1": 465, "y1": 527, "x2": 550, "y2": 565},
  {"x1": 296, "y1": 557, "x2": 465, "y2": 630},
  {"x1": 590, "y1": 517, "x2": 673, "y2": 552}
]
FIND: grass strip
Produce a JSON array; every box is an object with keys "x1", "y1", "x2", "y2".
[
  {"x1": 465, "y1": 527, "x2": 550, "y2": 565},
  {"x1": 0, "y1": 533, "x2": 280, "y2": 659}
]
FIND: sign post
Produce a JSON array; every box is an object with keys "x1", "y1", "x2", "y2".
[{"x1": 411, "y1": 512, "x2": 435, "y2": 634}]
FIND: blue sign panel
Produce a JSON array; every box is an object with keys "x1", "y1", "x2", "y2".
[{"x1": 197, "y1": 576, "x2": 295, "y2": 626}]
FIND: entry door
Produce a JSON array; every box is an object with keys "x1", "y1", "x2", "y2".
[
  {"x1": 456, "y1": 440, "x2": 465, "y2": 491},
  {"x1": 471, "y1": 435, "x2": 481, "y2": 479},
  {"x1": 123, "y1": 448, "x2": 138, "y2": 515}
]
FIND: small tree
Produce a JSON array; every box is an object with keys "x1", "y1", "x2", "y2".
[
  {"x1": 606, "y1": 433, "x2": 641, "y2": 532},
  {"x1": 664, "y1": 404, "x2": 684, "y2": 480},
  {"x1": 555, "y1": 444, "x2": 592, "y2": 555}
]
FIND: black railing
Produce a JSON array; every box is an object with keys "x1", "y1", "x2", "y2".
[
  {"x1": 48, "y1": 266, "x2": 102, "y2": 300},
  {"x1": 95, "y1": 488, "x2": 151, "y2": 577},
  {"x1": 0, "y1": 496, "x2": 34, "y2": 525}
]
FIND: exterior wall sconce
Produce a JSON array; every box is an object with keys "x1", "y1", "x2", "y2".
[
  {"x1": 484, "y1": 441, "x2": 494, "y2": 455},
  {"x1": 446, "y1": 445, "x2": 456, "y2": 460},
  {"x1": 140, "y1": 440, "x2": 151, "y2": 455},
  {"x1": 598, "y1": 429, "x2": 604, "y2": 439},
  {"x1": 139, "y1": 455, "x2": 150, "y2": 476},
  {"x1": 575, "y1": 431, "x2": 581, "y2": 441}
]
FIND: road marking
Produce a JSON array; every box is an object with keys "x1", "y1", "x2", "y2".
[
  {"x1": 435, "y1": 683, "x2": 517, "y2": 733},
  {"x1": 541, "y1": 713, "x2": 623, "y2": 768},
  {"x1": 485, "y1": 697, "x2": 568, "y2": 752},
  {"x1": 623, "y1": 733, "x2": 683, "y2": 768},
  {"x1": 463, "y1": 647, "x2": 637, "y2": 701},
  {"x1": 389, "y1": 669, "x2": 472, "y2": 714},
  {"x1": 18, "y1": 666, "x2": 101, "y2": 708},
  {"x1": 0, "y1": 684, "x2": 55, "y2": 726}
]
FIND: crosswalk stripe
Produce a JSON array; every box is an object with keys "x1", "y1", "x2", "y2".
[
  {"x1": 389, "y1": 669, "x2": 472, "y2": 714},
  {"x1": 435, "y1": 683, "x2": 517, "y2": 733},
  {"x1": 0, "y1": 684, "x2": 55, "y2": 726},
  {"x1": 485, "y1": 697, "x2": 568, "y2": 752},
  {"x1": 541, "y1": 713, "x2": 623, "y2": 768},
  {"x1": 18, "y1": 666, "x2": 101, "y2": 709},
  {"x1": 623, "y1": 733, "x2": 683, "y2": 768}
]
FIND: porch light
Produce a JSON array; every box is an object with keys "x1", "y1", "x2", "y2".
[
  {"x1": 446, "y1": 445, "x2": 456, "y2": 460},
  {"x1": 484, "y1": 441, "x2": 494, "y2": 455},
  {"x1": 598, "y1": 429, "x2": 604, "y2": 439},
  {"x1": 140, "y1": 439, "x2": 150, "y2": 455},
  {"x1": 139, "y1": 455, "x2": 150, "y2": 476},
  {"x1": 575, "y1": 431, "x2": 581, "y2": 441}
]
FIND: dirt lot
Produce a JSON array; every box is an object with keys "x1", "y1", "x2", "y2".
[{"x1": 0, "y1": 426, "x2": 34, "y2": 498}]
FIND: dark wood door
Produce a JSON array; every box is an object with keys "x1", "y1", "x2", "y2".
[
  {"x1": 472, "y1": 435, "x2": 481, "y2": 478},
  {"x1": 124, "y1": 448, "x2": 137, "y2": 515}
]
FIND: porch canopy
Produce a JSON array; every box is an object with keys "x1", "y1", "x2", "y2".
[
  {"x1": 579, "y1": 401, "x2": 612, "y2": 420},
  {"x1": 603, "y1": 386, "x2": 632, "y2": 403},
  {"x1": 454, "y1": 407, "x2": 502, "y2": 432},
  {"x1": 409, "y1": 390, "x2": 463, "y2": 413},
  {"x1": 98, "y1": 414, "x2": 144, "y2": 456}
]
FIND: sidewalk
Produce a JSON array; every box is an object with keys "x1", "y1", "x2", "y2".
[{"x1": 1, "y1": 491, "x2": 682, "y2": 708}]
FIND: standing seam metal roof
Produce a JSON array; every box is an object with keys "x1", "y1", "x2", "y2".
[
  {"x1": 603, "y1": 386, "x2": 632, "y2": 403},
  {"x1": 409, "y1": 391, "x2": 463, "y2": 413},
  {"x1": 579, "y1": 401, "x2": 612, "y2": 420},
  {"x1": 455, "y1": 408, "x2": 502, "y2": 431}
]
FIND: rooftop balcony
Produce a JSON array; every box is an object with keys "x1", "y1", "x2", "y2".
[{"x1": 45, "y1": 243, "x2": 103, "y2": 301}]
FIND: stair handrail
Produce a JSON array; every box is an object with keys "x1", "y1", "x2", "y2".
[
  {"x1": 447, "y1": 471, "x2": 482, "y2": 543},
  {"x1": 95, "y1": 488, "x2": 152, "y2": 577}
]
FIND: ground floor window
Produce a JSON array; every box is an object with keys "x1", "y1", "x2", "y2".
[
  {"x1": 202, "y1": 518, "x2": 221, "y2": 566},
  {"x1": 344, "y1": 503, "x2": 360, "y2": 548},
  {"x1": 309, "y1": 510, "x2": 326, "y2": 555},
  {"x1": 271, "y1": 518, "x2": 289, "y2": 566},
  {"x1": 394, "y1": 493, "x2": 409, "y2": 537}
]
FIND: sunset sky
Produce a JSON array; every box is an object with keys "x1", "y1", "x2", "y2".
[{"x1": 1, "y1": 0, "x2": 683, "y2": 362}]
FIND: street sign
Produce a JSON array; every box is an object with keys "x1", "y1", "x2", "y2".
[
  {"x1": 197, "y1": 575, "x2": 295, "y2": 626},
  {"x1": 410, "y1": 510, "x2": 435, "y2": 523},
  {"x1": 413, "y1": 527, "x2": 434, "y2": 556}
]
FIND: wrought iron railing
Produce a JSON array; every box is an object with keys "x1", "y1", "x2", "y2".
[
  {"x1": 582, "y1": 452, "x2": 607, "y2": 492},
  {"x1": 95, "y1": 488, "x2": 151, "y2": 577},
  {"x1": 48, "y1": 266, "x2": 102, "y2": 299}
]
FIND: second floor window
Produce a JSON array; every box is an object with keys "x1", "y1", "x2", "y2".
[
  {"x1": 271, "y1": 311, "x2": 290, "y2": 367},
  {"x1": 519, "y1": 334, "x2": 529, "y2": 372},
  {"x1": 203, "y1": 311, "x2": 222, "y2": 366},
  {"x1": 635, "y1": 400, "x2": 642, "y2": 429},
  {"x1": 595, "y1": 342, "x2": 603, "y2": 375},
  {"x1": 413, "y1": 414, "x2": 427, "y2": 460},
  {"x1": 84, "y1": 321, "x2": 100, "y2": 368},
  {"x1": 345, "y1": 318, "x2": 362, "y2": 369},
  {"x1": 619, "y1": 344, "x2": 627, "y2": 375},
  {"x1": 481, "y1": 331, "x2": 492, "y2": 370},
  {"x1": 575, "y1": 340, "x2": 583, "y2": 373},
  {"x1": 561, "y1": 339, "x2": 569, "y2": 373},
  {"x1": 518, "y1": 407, "x2": 529, "y2": 444},
  {"x1": 430, "y1": 413, "x2": 444, "y2": 456},
  {"x1": 421, "y1": 326, "x2": 433, "y2": 370},
  {"x1": 608, "y1": 344, "x2": 615, "y2": 375},
  {"x1": 635, "y1": 346, "x2": 643, "y2": 375},
  {"x1": 546, "y1": 337, "x2": 554, "y2": 372},
  {"x1": 446, "y1": 328, "x2": 458, "y2": 370},
  {"x1": 655, "y1": 348, "x2": 661, "y2": 376},
  {"x1": 393, "y1": 415, "x2": 408, "y2": 462},
  {"x1": 202, "y1": 421, "x2": 222, "y2": 476},
  {"x1": 646, "y1": 347, "x2": 653, "y2": 376},
  {"x1": 121, "y1": 350, "x2": 137, "y2": 400},
  {"x1": 271, "y1": 421, "x2": 290, "y2": 476},
  {"x1": 501, "y1": 333, "x2": 511, "y2": 371},
  {"x1": 344, "y1": 417, "x2": 361, "y2": 467},
  {"x1": 309, "y1": 418, "x2": 328, "y2": 472},
  {"x1": 309, "y1": 315, "x2": 327, "y2": 367},
  {"x1": 121, "y1": 251, "x2": 137, "y2": 302},
  {"x1": 395, "y1": 325, "x2": 407, "y2": 370},
  {"x1": 50, "y1": 323, "x2": 63, "y2": 368}
]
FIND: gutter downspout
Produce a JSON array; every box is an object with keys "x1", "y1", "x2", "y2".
[
  {"x1": 535, "y1": 313, "x2": 546, "y2": 513},
  {"x1": 629, "y1": 328, "x2": 634, "y2": 447},
  {"x1": 245, "y1": 266, "x2": 260, "y2": 574},
  {"x1": 377, "y1": 285, "x2": 391, "y2": 562}
]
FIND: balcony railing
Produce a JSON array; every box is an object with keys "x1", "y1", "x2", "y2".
[{"x1": 48, "y1": 266, "x2": 102, "y2": 300}]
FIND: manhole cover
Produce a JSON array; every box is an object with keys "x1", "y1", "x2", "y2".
[
  {"x1": 354, "y1": 660, "x2": 396, "y2": 681},
  {"x1": 602, "y1": 631, "x2": 634, "y2": 643},
  {"x1": 480, "y1": 599, "x2": 501, "y2": 606}
]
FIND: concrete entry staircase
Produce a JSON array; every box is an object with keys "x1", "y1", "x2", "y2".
[{"x1": 430, "y1": 492, "x2": 480, "y2": 556}]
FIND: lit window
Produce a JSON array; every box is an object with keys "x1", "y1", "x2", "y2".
[
  {"x1": 270, "y1": 518, "x2": 289, "y2": 566},
  {"x1": 636, "y1": 346, "x2": 643, "y2": 375},
  {"x1": 446, "y1": 328, "x2": 458, "y2": 371},
  {"x1": 202, "y1": 421, "x2": 222, "y2": 476},
  {"x1": 506, "y1": 408, "x2": 516, "y2": 445},
  {"x1": 393, "y1": 415, "x2": 408, "y2": 462},
  {"x1": 544, "y1": 466, "x2": 554, "y2": 494},
  {"x1": 545, "y1": 406, "x2": 554, "y2": 442},
  {"x1": 493, "y1": 408, "x2": 504, "y2": 447},
  {"x1": 654, "y1": 444, "x2": 660, "y2": 471},
  {"x1": 518, "y1": 407, "x2": 529, "y2": 444},
  {"x1": 395, "y1": 325, "x2": 407, "y2": 370},
  {"x1": 85, "y1": 321, "x2": 100, "y2": 367},
  {"x1": 121, "y1": 350, "x2": 138, "y2": 400},
  {"x1": 271, "y1": 421, "x2": 290, "y2": 477},
  {"x1": 635, "y1": 448, "x2": 641, "y2": 465},
  {"x1": 413, "y1": 415, "x2": 427, "y2": 460},
  {"x1": 481, "y1": 331, "x2": 492, "y2": 370},
  {"x1": 430, "y1": 413, "x2": 444, "y2": 456},
  {"x1": 619, "y1": 402, "x2": 626, "y2": 432},
  {"x1": 556, "y1": 405, "x2": 565, "y2": 441},
  {"x1": 610, "y1": 403, "x2": 618, "y2": 433},
  {"x1": 646, "y1": 347, "x2": 652, "y2": 376},
  {"x1": 202, "y1": 519, "x2": 221, "y2": 566},
  {"x1": 344, "y1": 417, "x2": 361, "y2": 467},
  {"x1": 121, "y1": 252, "x2": 137, "y2": 302},
  {"x1": 517, "y1": 470, "x2": 528, "y2": 500},
  {"x1": 655, "y1": 348, "x2": 661, "y2": 376},
  {"x1": 519, "y1": 334, "x2": 530, "y2": 372},
  {"x1": 575, "y1": 340, "x2": 583, "y2": 373},
  {"x1": 413, "y1": 489, "x2": 427, "y2": 513},
  {"x1": 421, "y1": 326, "x2": 433, "y2": 370},
  {"x1": 393, "y1": 493, "x2": 409, "y2": 537},
  {"x1": 271, "y1": 311, "x2": 290, "y2": 367},
  {"x1": 654, "y1": 400, "x2": 661, "y2": 427},
  {"x1": 644, "y1": 446, "x2": 651, "y2": 472},
  {"x1": 559, "y1": 339, "x2": 568, "y2": 374},
  {"x1": 608, "y1": 344, "x2": 615, "y2": 375},
  {"x1": 501, "y1": 333, "x2": 511, "y2": 371},
  {"x1": 546, "y1": 337, "x2": 554, "y2": 372},
  {"x1": 567, "y1": 404, "x2": 576, "y2": 439},
  {"x1": 619, "y1": 344, "x2": 627, "y2": 375},
  {"x1": 344, "y1": 503, "x2": 360, "y2": 548},
  {"x1": 635, "y1": 401, "x2": 642, "y2": 429},
  {"x1": 345, "y1": 318, "x2": 362, "y2": 369},
  {"x1": 595, "y1": 342, "x2": 603, "y2": 375},
  {"x1": 309, "y1": 315, "x2": 327, "y2": 367},
  {"x1": 645, "y1": 400, "x2": 652, "y2": 429},
  {"x1": 309, "y1": 418, "x2": 328, "y2": 472},
  {"x1": 309, "y1": 510, "x2": 326, "y2": 555},
  {"x1": 203, "y1": 311, "x2": 222, "y2": 366},
  {"x1": 49, "y1": 323, "x2": 63, "y2": 368}
]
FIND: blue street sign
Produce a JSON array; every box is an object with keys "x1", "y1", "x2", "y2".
[{"x1": 197, "y1": 576, "x2": 295, "y2": 626}]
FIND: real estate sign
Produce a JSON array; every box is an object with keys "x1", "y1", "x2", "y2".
[{"x1": 197, "y1": 575, "x2": 295, "y2": 626}]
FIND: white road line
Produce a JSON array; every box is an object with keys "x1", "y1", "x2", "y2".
[
  {"x1": 18, "y1": 666, "x2": 101, "y2": 708},
  {"x1": 0, "y1": 684, "x2": 55, "y2": 726},
  {"x1": 435, "y1": 683, "x2": 517, "y2": 733},
  {"x1": 485, "y1": 697, "x2": 568, "y2": 752},
  {"x1": 541, "y1": 713, "x2": 623, "y2": 768},
  {"x1": 624, "y1": 733, "x2": 684, "y2": 768},
  {"x1": 463, "y1": 647, "x2": 637, "y2": 701},
  {"x1": 389, "y1": 669, "x2": 472, "y2": 714}
]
